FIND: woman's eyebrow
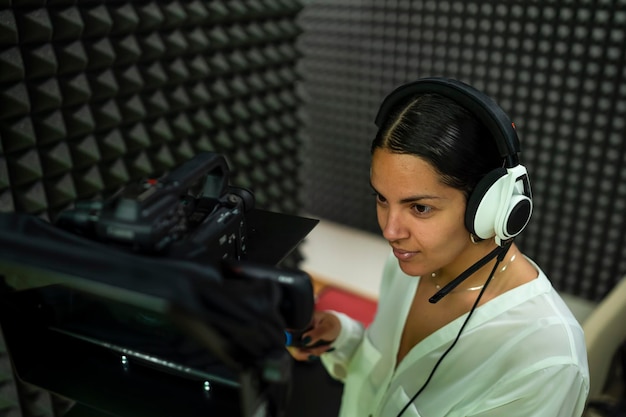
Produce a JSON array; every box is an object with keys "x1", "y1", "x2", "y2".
[
  {"x1": 370, "y1": 182, "x2": 442, "y2": 204},
  {"x1": 398, "y1": 195, "x2": 442, "y2": 204}
]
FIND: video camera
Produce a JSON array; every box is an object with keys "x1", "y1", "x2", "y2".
[
  {"x1": 0, "y1": 152, "x2": 319, "y2": 417},
  {"x1": 55, "y1": 152, "x2": 255, "y2": 264}
]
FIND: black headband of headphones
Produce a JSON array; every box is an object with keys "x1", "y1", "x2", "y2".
[{"x1": 374, "y1": 77, "x2": 521, "y2": 167}]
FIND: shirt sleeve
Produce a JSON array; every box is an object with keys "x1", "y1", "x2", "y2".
[
  {"x1": 468, "y1": 364, "x2": 589, "y2": 417},
  {"x1": 320, "y1": 310, "x2": 365, "y2": 381}
]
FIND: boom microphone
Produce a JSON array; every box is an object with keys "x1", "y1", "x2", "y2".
[{"x1": 428, "y1": 241, "x2": 512, "y2": 304}]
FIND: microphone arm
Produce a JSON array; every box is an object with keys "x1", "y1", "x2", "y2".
[{"x1": 429, "y1": 241, "x2": 513, "y2": 304}]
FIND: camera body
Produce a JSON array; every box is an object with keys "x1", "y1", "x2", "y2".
[{"x1": 56, "y1": 152, "x2": 254, "y2": 265}]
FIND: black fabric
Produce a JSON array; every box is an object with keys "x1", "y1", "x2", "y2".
[
  {"x1": 0, "y1": 212, "x2": 288, "y2": 368},
  {"x1": 0, "y1": 211, "x2": 307, "y2": 417}
]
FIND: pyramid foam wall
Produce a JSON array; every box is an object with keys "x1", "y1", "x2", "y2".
[
  {"x1": 0, "y1": 1, "x2": 305, "y2": 416},
  {"x1": 298, "y1": 1, "x2": 626, "y2": 303},
  {"x1": 0, "y1": 1, "x2": 304, "y2": 219}
]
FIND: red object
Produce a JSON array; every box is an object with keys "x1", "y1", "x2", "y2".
[{"x1": 315, "y1": 286, "x2": 378, "y2": 327}]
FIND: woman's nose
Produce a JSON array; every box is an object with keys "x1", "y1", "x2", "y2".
[{"x1": 380, "y1": 209, "x2": 408, "y2": 242}]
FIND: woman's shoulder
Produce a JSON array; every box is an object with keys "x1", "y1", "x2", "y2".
[{"x1": 487, "y1": 261, "x2": 585, "y2": 350}]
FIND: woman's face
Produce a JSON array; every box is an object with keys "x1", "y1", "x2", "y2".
[{"x1": 370, "y1": 148, "x2": 472, "y2": 277}]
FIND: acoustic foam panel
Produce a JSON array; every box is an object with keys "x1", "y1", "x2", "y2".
[
  {"x1": 297, "y1": 1, "x2": 626, "y2": 302},
  {"x1": 0, "y1": 1, "x2": 305, "y2": 416},
  {"x1": 0, "y1": 0, "x2": 304, "y2": 221}
]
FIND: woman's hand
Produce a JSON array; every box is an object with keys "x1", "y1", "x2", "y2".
[{"x1": 288, "y1": 310, "x2": 342, "y2": 361}]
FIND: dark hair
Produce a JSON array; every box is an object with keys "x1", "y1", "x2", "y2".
[{"x1": 371, "y1": 92, "x2": 502, "y2": 198}]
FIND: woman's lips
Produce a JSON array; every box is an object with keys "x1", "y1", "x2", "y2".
[{"x1": 392, "y1": 248, "x2": 419, "y2": 261}]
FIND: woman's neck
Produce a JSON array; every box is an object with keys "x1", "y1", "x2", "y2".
[{"x1": 431, "y1": 241, "x2": 516, "y2": 293}]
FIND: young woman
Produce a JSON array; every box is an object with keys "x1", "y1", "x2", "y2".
[{"x1": 290, "y1": 78, "x2": 589, "y2": 416}]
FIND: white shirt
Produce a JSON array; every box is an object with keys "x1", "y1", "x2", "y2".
[{"x1": 321, "y1": 252, "x2": 589, "y2": 417}]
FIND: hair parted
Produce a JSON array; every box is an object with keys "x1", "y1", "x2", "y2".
[{"x1": 371, "y1": 92, "x2": 502, "y2": 198}]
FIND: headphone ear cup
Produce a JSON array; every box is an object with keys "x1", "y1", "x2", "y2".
[
  {"x1": 466, "y1": 166, "x2": 533, "y2": 242},
  {"x1": 465, "y1": 168, "x2": 507, "y2": 240},
  {"x1": 502, "y1": 193, "x2": 532, "y2": 239},
  {"x1": 498, "y1": 165, "x2": 533, "y2": 239}
]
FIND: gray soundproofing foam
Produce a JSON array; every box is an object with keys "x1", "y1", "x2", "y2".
[
  {"x1": 0, "y1": 1, "x2": 304, "y2": 416},
  {"x1": 298, "y1": 1, "x2": 626, "y2": 302},
  {"x1": 0, "y1": 1, "x2": 304, "y2": 219}
]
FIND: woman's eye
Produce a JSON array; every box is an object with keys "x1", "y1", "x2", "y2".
[
  {"x1": 412, "y1": 204, "x2": 432, "y2": 215},
  {"x1": 373, "y1": 192, "x2": 386, "y2": 204}
]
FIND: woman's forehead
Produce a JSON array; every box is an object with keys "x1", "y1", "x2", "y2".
[
  {"x1": 371, "y1": 149, "x2": 437, "y2": 180},
  {"x1": 370, "y1": 150, "x2": 454, "y2": 196}
]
